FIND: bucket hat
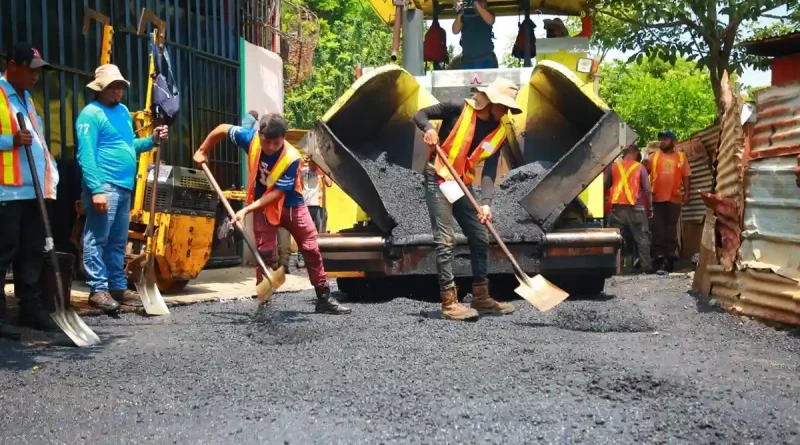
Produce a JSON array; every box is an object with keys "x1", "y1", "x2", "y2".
[
  {"x1": 466, "y1": 78, "x2": 523, "y2": 115},
  {"x1": 86, "y1": 64, "x2": 130, "y2": 91}
]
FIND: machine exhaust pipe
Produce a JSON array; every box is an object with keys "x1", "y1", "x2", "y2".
[
  {"x1": 543, "y1": 230, "x2": 623, "y2": 248},
  {"x1": 317, "y1": 235, "x2": 387, "y2": 251}
]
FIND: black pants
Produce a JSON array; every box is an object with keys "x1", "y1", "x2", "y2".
[
  {"x1": 0, "y1": 199, "x2": 46, "y2": 313},
  {"x1": 651, "y1": 202, "x2": 681, "y2": 260}
]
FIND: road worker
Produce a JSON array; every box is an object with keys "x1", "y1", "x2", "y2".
[
  {"x1": 193, "y1": 114, "x2": 350, "y2": 315},
  {"x1": 646, "y1": 131, "x2": 691, "y2": 273},
  {"x1": 452, "y1": 0, "x2": 498, "y2": 69},
  {"x1": 605, "y1": 144, "x2": 652, "y2": 273},
  {"x1": 413, "y1": 78, "x2": 521, "y2": 321},
  {"x1": 0, "y1": 43, "x2": 60, "y2": 337}
]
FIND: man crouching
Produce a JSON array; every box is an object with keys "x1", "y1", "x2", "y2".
[{"x1": 193, "y1": 114, "x2": 350, "y2": 314}]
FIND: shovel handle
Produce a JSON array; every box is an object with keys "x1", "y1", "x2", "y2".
[
  {"x1": 199, "y1": 162, "x2": 274, "y2": 283},
  {"x1": 432, "y1": 145, "x2": 532, "y2": 286},
  {"x1": 15, "y1": 113, "x2": 67, "y2": 313}
]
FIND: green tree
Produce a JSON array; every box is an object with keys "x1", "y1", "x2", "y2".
[
  {"x1": 588, "y1": 0, "x2": 797, "y2": 110},
  {"x1": 284, "y1": 0, "x2": 396, "y2": 129},
  {"x1": 599, "y1": 57, "x2": 718, "y2": 143}
]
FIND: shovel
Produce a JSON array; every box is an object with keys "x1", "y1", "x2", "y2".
[
  {"x1": 199, "y1": 163, "x2": 285, "y2": 303},
  {"x1": 16, "y1": 113, "x2": 101, "y2": 347},
  {"x1": 433, "y1": 145, "x2": 569, "y2": 312},
  {"x1": 129, "y1": 142, "x2": 170, "y2": 316}
]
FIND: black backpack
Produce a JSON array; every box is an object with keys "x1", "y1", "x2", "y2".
[{"x1": 150, "y1": 38, "x2": 180, "y2": 126}]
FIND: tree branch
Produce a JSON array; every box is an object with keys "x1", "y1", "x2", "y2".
[
  {"x1": 761, "y1": 14, "x2": 789, "y2": 19},
  {"x1": 595, "y1": 9, "x2": 684, "y2": 29}
]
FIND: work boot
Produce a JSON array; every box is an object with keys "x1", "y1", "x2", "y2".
[
  {"x1": 89, "y1": 291, "x2": 121, "y2": 312},
  {"x1": 470, "y1": 282, "x2": 515, "y2": 315},
  {"x1": 0, "y1": 303, "x2": 21, "y2": 340},
  {"x1": 111, "y1": 289, "x2": 143, "y2": 307},
  {"x1": 314, "y1": 286, "x2": 351, "y2": 315},
  {"x1": 18, "y1": 304, "x2": 60, "y2": 333},
  {"x1": 440, "y1": 286, "x2": 479, "y2": 321}
]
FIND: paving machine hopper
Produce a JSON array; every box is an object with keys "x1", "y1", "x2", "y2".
[{"x1": 304, "y1": 62, "x2": 635, "y2": 297}]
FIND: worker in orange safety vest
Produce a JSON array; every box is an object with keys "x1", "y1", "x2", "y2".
[
  {"x1": 604, "y1": 144, "x2": 653, "y2": 273},
  {"x1": 645, "y1": 131, "x2": 691, "y2": 273},
  {"x1": 413, "y1": 78, "x2": 521, "y2": 321},
  {"x1": 194, "y1": 114, "x2": 350, "y2": 315}
]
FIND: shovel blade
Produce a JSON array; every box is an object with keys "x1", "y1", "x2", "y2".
[
  {"x1": 256, "y1": 266, "x2": 286, "y2": 305},
  {"x1": 51, "y1": 310, "x2": 101, "y2": 347},
  {"x1": 135, "y1": 263, "x2": 170, "y2": 316},
  {"x1": 515, "y1": 274, "x2": 570, "y2": 312}
]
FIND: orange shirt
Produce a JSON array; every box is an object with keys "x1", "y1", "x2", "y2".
[{"x1": 649, "y1": 151, "x2": 691, "y2": 204}]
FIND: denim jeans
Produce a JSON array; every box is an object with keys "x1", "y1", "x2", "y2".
[
  {"x1": 82, "y1": 183, "x2": 131, "y2": 293},
  {"x1": 424, "y1": 164, "x2": 490, "y2": 290}
]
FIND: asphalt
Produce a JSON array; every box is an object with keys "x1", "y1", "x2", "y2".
[{"x1": 1, "y1": 274, "x2": 799, "y2": 445}]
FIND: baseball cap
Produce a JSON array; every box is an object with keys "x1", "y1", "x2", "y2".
[
  {"x1": 623, "y1": 143, "x2": 640, "y2": 154},
  {"x1": 657, "y1": 131, "x2": 677, "y2": 140},
  {"x1": 6, "y1": 42, "x2": 50, "y2": 69}
]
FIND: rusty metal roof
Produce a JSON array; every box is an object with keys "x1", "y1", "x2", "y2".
[{"x1": 739, "y1": 31, "x2": 800, "y2": 57}]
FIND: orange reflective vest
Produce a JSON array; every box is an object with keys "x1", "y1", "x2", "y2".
[
  {"x1": 0, "y1": 87, "x2": 54, "y2": 197},
  {"x1": 649, "y1": 150, "x2": 686, "y2": 203},
  {"x1": 245, "y1": 138, "x2": 303, "y2": 226},
  {"x1": 433, "y1": 103, "x2": 507, "y2": 185},
  {"x1": 610, "y1": 160, "x2": 643, "y2": 206}
]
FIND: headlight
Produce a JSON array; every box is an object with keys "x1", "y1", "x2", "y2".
[{"x1": 576, "y1": 58, "x2": 594, "y2": 74}]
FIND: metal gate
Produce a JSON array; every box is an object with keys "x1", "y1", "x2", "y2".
[{"x1": 0, "y1": 0, "x2": 244, "y2": 266}]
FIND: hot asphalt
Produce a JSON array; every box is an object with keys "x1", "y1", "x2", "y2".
[{"x1": 1, "y1": 273, "x2": 798, "y2": 444}]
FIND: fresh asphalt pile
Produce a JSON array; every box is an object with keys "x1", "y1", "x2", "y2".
[
  {"x1": 1, "y1": 274, "x2": 799, "y2": 444},
  {"x1": 353, "y1": 152, "x2": 551, "y2": 242}
]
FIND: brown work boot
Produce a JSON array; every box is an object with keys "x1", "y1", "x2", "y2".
[
  {"x1": 111, "y1": 289, "x2": 143, "y2": 307},
  {"x1": 470, "y1": 281, "x2": 515, "y2": 315},
  {"x1": 440, "y1": 286, "x2": 479, "y2": 321},
  {"x1": 89, "y1": 291, "x2": 121, "y2": 312}
]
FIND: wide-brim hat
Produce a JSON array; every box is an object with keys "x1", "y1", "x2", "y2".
[
  {"x1": 87, "y1": 64, "x2": 130, "y2": 91},
  {"x1": 543, "y1": 18, "x2": 569, "y2": 36},
  {"x1": 465, "y1": 78, "x2": 523, "y2": 115}
]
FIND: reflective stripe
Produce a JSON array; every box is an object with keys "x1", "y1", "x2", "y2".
[
  {"x1": 611, "y1": 161, "x2": 641, "y2": 205},
  {"x1": 245, "y1": 137, "x2": 303, "y2": 225},
  {"x1": 649, "y1": 151, "x2": 686, "y2": 201},
  {"x1": 0, "y1": 90, "x2": 22, "y2": 186}
]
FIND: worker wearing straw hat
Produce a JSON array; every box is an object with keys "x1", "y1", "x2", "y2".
[
  {"x1": 76, "y1": 64, "x2": 168, "y2": 313},
  {"x1": 413, "y1": 78, "x2": 522, "y2": 321}
]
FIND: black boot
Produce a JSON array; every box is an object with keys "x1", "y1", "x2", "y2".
[
  {"x1": 0, "y1": 301, "x2": 21, "y2": 340},
  {"x1": 18, "y1": 303, "x2": 60, "y2": 333},
  {"x1": 314, "y1": 286, "x2": 351, "y2": 315}
]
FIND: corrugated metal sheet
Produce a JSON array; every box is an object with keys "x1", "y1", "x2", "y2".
[
  {"x1": 709, "y1": 265, "x2": 800, "y2": 326},
  {"x1": 694, "y1": 122, "x2": 721, "y2": 158},
  {"x1": 701, "y1": 192, "x2": 741, "y2": 272},
  {"x1": 681, "y1": 138, "x2": 713, "y2": 223},
  {"x1": 715, "y1": 95, "x2": 745, "y2": 203},
  {"x1": 751, "y1": 83, "x2": 800, "y2": 160},
  {"x1": 740, "y1": 156, "x2": 800, "y2": 281}
]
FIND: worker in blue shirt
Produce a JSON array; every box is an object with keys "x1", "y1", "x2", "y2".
[
  {"x1": 0, "y1": 43, "x2": 61, "y2": 337},
  {"x1": 76, "y1": 64, "x2": 168, "y2": 312}
]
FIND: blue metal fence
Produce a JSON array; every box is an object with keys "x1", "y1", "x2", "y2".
[{"x1": 0, "y1": 0, "x2": 244, "y2": 265}]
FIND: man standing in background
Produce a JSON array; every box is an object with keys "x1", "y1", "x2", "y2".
[
  {"x1": 646, "y1": 131, "x2": 690, "y2": 274},
  {"x1": 241, "y1": 110, "x2": 258, "y2": 130},
  {"x1": 296, "y1": 157, "x2": 332, "y2": 269},
  {"x1": 76, "y1": 64, "x2": 168, "y2": 312},
  {"x1": 0, "y1": 43, "x2": 60, "y2": 336},
  {"x1": 452, "y1": 0, "x2": 497, "y2": 69}
]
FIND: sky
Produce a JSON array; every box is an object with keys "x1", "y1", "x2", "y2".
[{"x1": 433, "y1": 6, "x2": 790, "y2": 88}]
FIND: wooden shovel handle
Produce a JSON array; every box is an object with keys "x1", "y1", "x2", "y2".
[{"x1": 432, "y1": 145, "x2": 532, "y2": 286}]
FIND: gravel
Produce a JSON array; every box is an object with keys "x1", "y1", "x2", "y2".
[
  {"x1": 1, "y1": 274, "x2": 799, "y2": 444},
  {"x1": 490, "y1": 161, "x2": 552, "y2": 242}
]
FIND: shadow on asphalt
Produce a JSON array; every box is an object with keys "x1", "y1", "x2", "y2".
[{"x1": 0, "y1": 331, "x2": 127, "y2": 372}]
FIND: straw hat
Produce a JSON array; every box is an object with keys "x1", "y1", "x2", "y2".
[
  {"x1": 86, "y1": 64, "x2": 130, "y2": 91},
  {"x1": 466, "y1": 78, "x2": 523, "y2": 115},
  {"x1": 543, "y1": 18, "x2": 569, "y2": 36}
]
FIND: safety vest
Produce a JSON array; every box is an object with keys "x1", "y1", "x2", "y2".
[
  {"x1": 434, "y1": 103, "x2": 507, "y2": 185},
  {"x1": 649, "y1": 150, "x2": 686, "y2": 202},
  {"x1": 610, "y1": 160, "x2": 643, "y2": 206},
  {"x1": 245, "y1": 137, "x2": 304, "y2": 226},
  {"x1": 0, "y1": 87, "x2": 54, "y2": 198}
]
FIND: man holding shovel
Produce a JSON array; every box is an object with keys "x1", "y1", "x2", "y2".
[
  {"x1": 413, "y1": 78, "x2": 522, "y2": 321},
  {"x1": 193, "y1": 114, "x2": 350, "y2": 315},
  {"x1": 0, "y1": 43, "x2": 61, "y2": 336},
  {"x1": 76, "y1": 64, "x2": 168, "y2": 312}
]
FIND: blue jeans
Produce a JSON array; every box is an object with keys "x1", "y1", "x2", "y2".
[
  {"x1": 424, "y1": 164, "x2": 490, "y2": 290},
  {"x1": 82, "y1": 183, "x2": 131, "y2": 293},
  {"x1": 461, "y1": 55, "x2": 498, "y2": 70}
]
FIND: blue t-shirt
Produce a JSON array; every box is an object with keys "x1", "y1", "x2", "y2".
[
  {"x1": 228, "y1": 126, "x2": 303, "y2": 207},
  {"x1": 76, "y1": 101, "x2": 154, "y2": 193}
]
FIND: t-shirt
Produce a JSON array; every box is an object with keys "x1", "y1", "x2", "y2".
[
  {"x1": 649, "y1": 151, "x2": 691, "y2": 204},
  {"x1": 302, "y1": 165, "x2": 322, "y2": 206},
  {"x1": 460, "y1": 11, "x2": 495, "y2": 64},
  {"x1": 76, "y1": 101, "x2": 155, "y2": 193},
  {"x1": 228, "y1": 126, "x2": 303, "y2": 207}
]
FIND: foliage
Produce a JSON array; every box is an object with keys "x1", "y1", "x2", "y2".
[
  {"x1": 599, "y1": 57, "x2": 718, "y2": 143},
  {"x1": 588, "y1": 0, "x2": 798, "y2": 110},
  {"x1": 283, "y1": 0, "x2": 397, "y2": 129}
]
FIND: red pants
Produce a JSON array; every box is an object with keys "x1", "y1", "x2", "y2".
[{"x1": 253, "y1": 204, "x2": 328, "y2": 288}]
